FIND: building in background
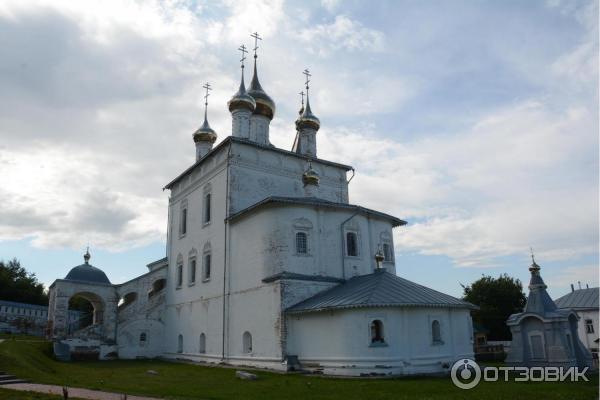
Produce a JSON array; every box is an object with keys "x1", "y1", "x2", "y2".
[
  {"x1": 506, "y1": 257, "x2": 592, "y2": 368},
  {"x1": 555, "y1": 285, "x2": 599, "y2": 365},
  {"x1": 0, "y1": 300, "x2": 80, "y2": 336}
]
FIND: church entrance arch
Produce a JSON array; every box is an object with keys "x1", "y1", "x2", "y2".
[{"x1": 67, "y1": 292, "x2": 106, "y2": 335}]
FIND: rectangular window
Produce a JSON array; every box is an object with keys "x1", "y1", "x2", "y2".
[
  {"x1": 180, "y1": 208, "x2": 187, "y2": 236},
  {"x1": 204, "y1": 194, "x2": 211, "y2": 224},
  {"x1": 189, "y1": 259, "x2": 196, "y2": 284},
  {"x1": 383, "y1": 243, "x2": 393, "y2": 261},
  {"x1": 177, "y1": 263, "x2": 183, "y2": 287},
  {"x1": 203, "y1": 254, "x2": 211, "y2": 280},
  {"x1": 586, "y1": 319, "x2": 594, "y2": 334},
  {"x1": 296, "y1": 232, "x2": 308, "y2": 254},
  {"x1": 346, "y1": 232, "x2": 358, "y2": 257}
]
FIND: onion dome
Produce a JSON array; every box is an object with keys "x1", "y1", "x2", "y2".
[
  {"x1": 64, "y1": 249, "x2": 111, "y2": 285},
  {"x1": 193, "y1": 115, "x2": 217, "y2": 144},
  {"x1": 302, "y1": 162, "x2": 320, "y2": 186},
  {"x1": 296, "y1": 94, "x2": 320, "y2": 131},
  {"x1": 247, "y1": 59, "x2": 275, "y2": 120},
  {"x1": 228, "y1": 73, "x2": 256, "y2": 112}
]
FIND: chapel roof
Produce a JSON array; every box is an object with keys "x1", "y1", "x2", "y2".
[
  {"x1": 286, "y1": 269, "x2": 477, "y2": 314},
  {"x1": 555, "y1": 287, "x2": 599, "y2": 310},
  {"x1": 63, "y1": 249, "x2": 111, "y2": 285},
  {"x1": 227, "y1": 196, "x2": 406, "y2": 227}
]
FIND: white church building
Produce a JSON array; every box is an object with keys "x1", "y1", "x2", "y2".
[{"x1": 47, "y1": 38, "x2": 476, "y2": 376}]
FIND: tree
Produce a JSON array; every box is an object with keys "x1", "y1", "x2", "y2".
[
  {"x1": 0, "y1": 258, "x2": 48, "y2": 305},
  {"x1": 462, "y1": 274, "x2": 526, "y2": 340}
]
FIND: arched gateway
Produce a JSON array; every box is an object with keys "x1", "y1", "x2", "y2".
[{"x1": 47, "y1": 249, "x2": 167, "y2": 360}]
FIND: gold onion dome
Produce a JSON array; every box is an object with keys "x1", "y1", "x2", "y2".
[
  {"x1": 247, "y1": 60, "x2": 276, "y2": 120},
  {"x1": 302, "y1": 163, "x2": 320, "y2": 186},
  {"x1": 228, "y1": 74, "x2": 256, "y2": 112},
  {"x1": 296, "y1": 95, "x2": 320, "y2": 131},
  {"x1": 193, "y1": 117, "x2": 217, "y2": 144}
]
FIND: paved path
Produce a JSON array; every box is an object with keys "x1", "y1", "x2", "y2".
[{"x1": 2, "y1": 383, "x2": 163, "y2": 400}]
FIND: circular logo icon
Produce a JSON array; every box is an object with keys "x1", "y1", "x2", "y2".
[{"x1": 451, "y1": 358, "x2": 481, "y2": 390}]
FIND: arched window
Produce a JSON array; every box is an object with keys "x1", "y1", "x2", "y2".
[
  {"x1": 176, "y1": 254, "x2": 183, "y2": 288},
  {"x1": 432, "y1": 320, "x2": 442, "y2": 344},
  {"x1": 203, "y1": 243, "x2": 212, "y2": 281},
  {"x1": 371, "y1": 320, "x2": 385, "y2": 343},
  {"x1": 243, "y1": 331, "x2": 252, "y2": 354},
  {"x1": 346, "y1": 232, "x2": 358, "y2": 257},
  {"x1": 177, "y1": 334, "x2": 183, "y2": 353},
  {"x1": 296, "y1": 232, "x2": 308, "y2": 254},
  {"x1": 204, "y1": 194, "x2": 211, "y2": 223},
  {"x1": 140, "y1": 332, "x2": 147, "y2": 345},
  {"x1": 189, "y1": 249, "x2": 197, "y2": 285},
  {"x1": 199, "y1": 333, "x2": 206, "y2": 354},
  {"x1": 180, "y1": 199, "x2": 188, "y2": 236}
]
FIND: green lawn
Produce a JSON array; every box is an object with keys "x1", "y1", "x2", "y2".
[
  {"x1": 0, "y1": 339, "x2": 597, "y2": 400},
  {"x1": 0, "y1": 388, "x2": 62, "y2": 400}
]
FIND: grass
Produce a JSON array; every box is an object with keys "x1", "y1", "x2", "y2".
[
  {"x1": 0, "y1": 388, "x2": 62, "y2": 399},
  {"x1": 0, "y1": 339, "x2": 597, "y2": 400}
]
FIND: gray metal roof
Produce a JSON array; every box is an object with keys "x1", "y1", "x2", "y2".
[
  {"x1": 228, "y1": 196, "x2": 406, "y2": 227},
  {"x1": 286, "y1": 269, "x2": 477, "y2": 313},
  {"x1": 555, "y1": 287, "x2": 599, "y2": 310},
  {"x1": 64, "y1": 264, "x2": 111, "y2": 285}
]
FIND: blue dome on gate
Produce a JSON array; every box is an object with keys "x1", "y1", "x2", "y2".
[{"x1": 64, "y1": 249, "x2": 111, "y2": 285}]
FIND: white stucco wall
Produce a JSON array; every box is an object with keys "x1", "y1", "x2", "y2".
[{"x1": 286, "y1": 307, "x2": 474, "y2": 376}]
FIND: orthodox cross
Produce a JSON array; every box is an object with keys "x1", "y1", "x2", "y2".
[
  {"x1": 202, "y1": 82, "x2": 212, "y2": 118},
  {"x1": 238, "y1": 44, "x2": 248, "y2": 69},
  {"x1": 530, "y1": 246, "x2": 535, "y2": 264},
  {"x1": 303, "y1": 68, "x2": 311, "y2": 90},
  {"x1": 251, "y1": 32, "x2": 262, "y2": 58}
]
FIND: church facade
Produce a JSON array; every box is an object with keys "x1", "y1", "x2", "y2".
[{"x1": 47, "y1": 40, "x2": 476, "y2": 376}]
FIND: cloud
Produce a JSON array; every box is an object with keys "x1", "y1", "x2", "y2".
[
  {"x1": 297, "y1": 15, "x2": 385, "y2": 57},
  {"x1": 318, "y1": 97, "x2": 598, "y2": 267},
  {"x1": 546, "y1": 264, "x2": 600, "y2": 289},
  {"x1": 0, "y1": 0, "x2": 596, "y2": 278}
]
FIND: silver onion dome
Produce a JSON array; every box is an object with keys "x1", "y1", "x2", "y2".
[
  {"x1": 247, "y1": 60, "x2": 276, "y2": 120},
  {"x1": 228, "y1": 74, "x2": 256, "y2": 112},
  {"x1": 296, "y1": 94, "x2": 320, "y2": 131}
]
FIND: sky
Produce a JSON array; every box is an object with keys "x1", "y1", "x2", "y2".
[{"x1": 0, "y1": 0, "x2": 598, "y2": 299}]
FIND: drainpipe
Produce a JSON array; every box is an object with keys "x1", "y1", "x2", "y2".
[
  {"x1": 340, "y1": 209, "x2": 359, "y2": 281},
  {"x1": 221, "y1": 143, "x2": 233, "y2": 361}
]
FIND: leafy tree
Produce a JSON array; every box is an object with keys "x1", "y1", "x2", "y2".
[
  {"x1": 462, "y1": 274, "x2": 527, "y2": 340},
  {"x1": 0, "y1": 258, "x2": 48, "y2": 305}
]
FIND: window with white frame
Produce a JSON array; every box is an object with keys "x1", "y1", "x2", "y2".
[
  {"x1": 189, "y1": 257, "x2": 197, "y2": 285},
  {"x1": 346, "y1": 232, "x2": 358, "y2": 257},
  {"x1": 585, "y1": 319, "x2": 595, "y2": 334},
  {"x1": 179, "y1": 200, "x2": 188, "y2": 237},
  {"x1": 380, "y1": 232, "x2": 394, "y2": 263},
  {"x1": 139, "y1": 332, "x2": 147, "y2": 346},
  {"x1": 176, "y1": 254, "x2": 183, "y2": 288},
  {"x1": 177, "y1": 334, "x2": 183, "y2": 353},
  {"x1": 199, "y1": 333, "x2": 206, "y2": 354},
  {"x1": 370, "y1": 320, "x2": 385, "y2": 344},
  {"x1": 243, "y1": 331, "x2": 252, "y2": 353},
  {"x1": 202, "y1": 243, "x2": 211, "y2": 281},
  {"x1": 296, "y1": 232, "x2": 308, "y2": 254},
  {"x1": 203, "y1": 184, "x2": 212, "y2": 225},
  {"x1": 431, "y1": 320, "x2": 443, "y2": 344}
]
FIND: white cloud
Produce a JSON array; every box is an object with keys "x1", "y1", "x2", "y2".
[
  {"x1": 297, "y1": 15, "x2": 385, "y2": 56},
  {"x1": 318, "y1": 98, "x2": 598, "y2": 267}
]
